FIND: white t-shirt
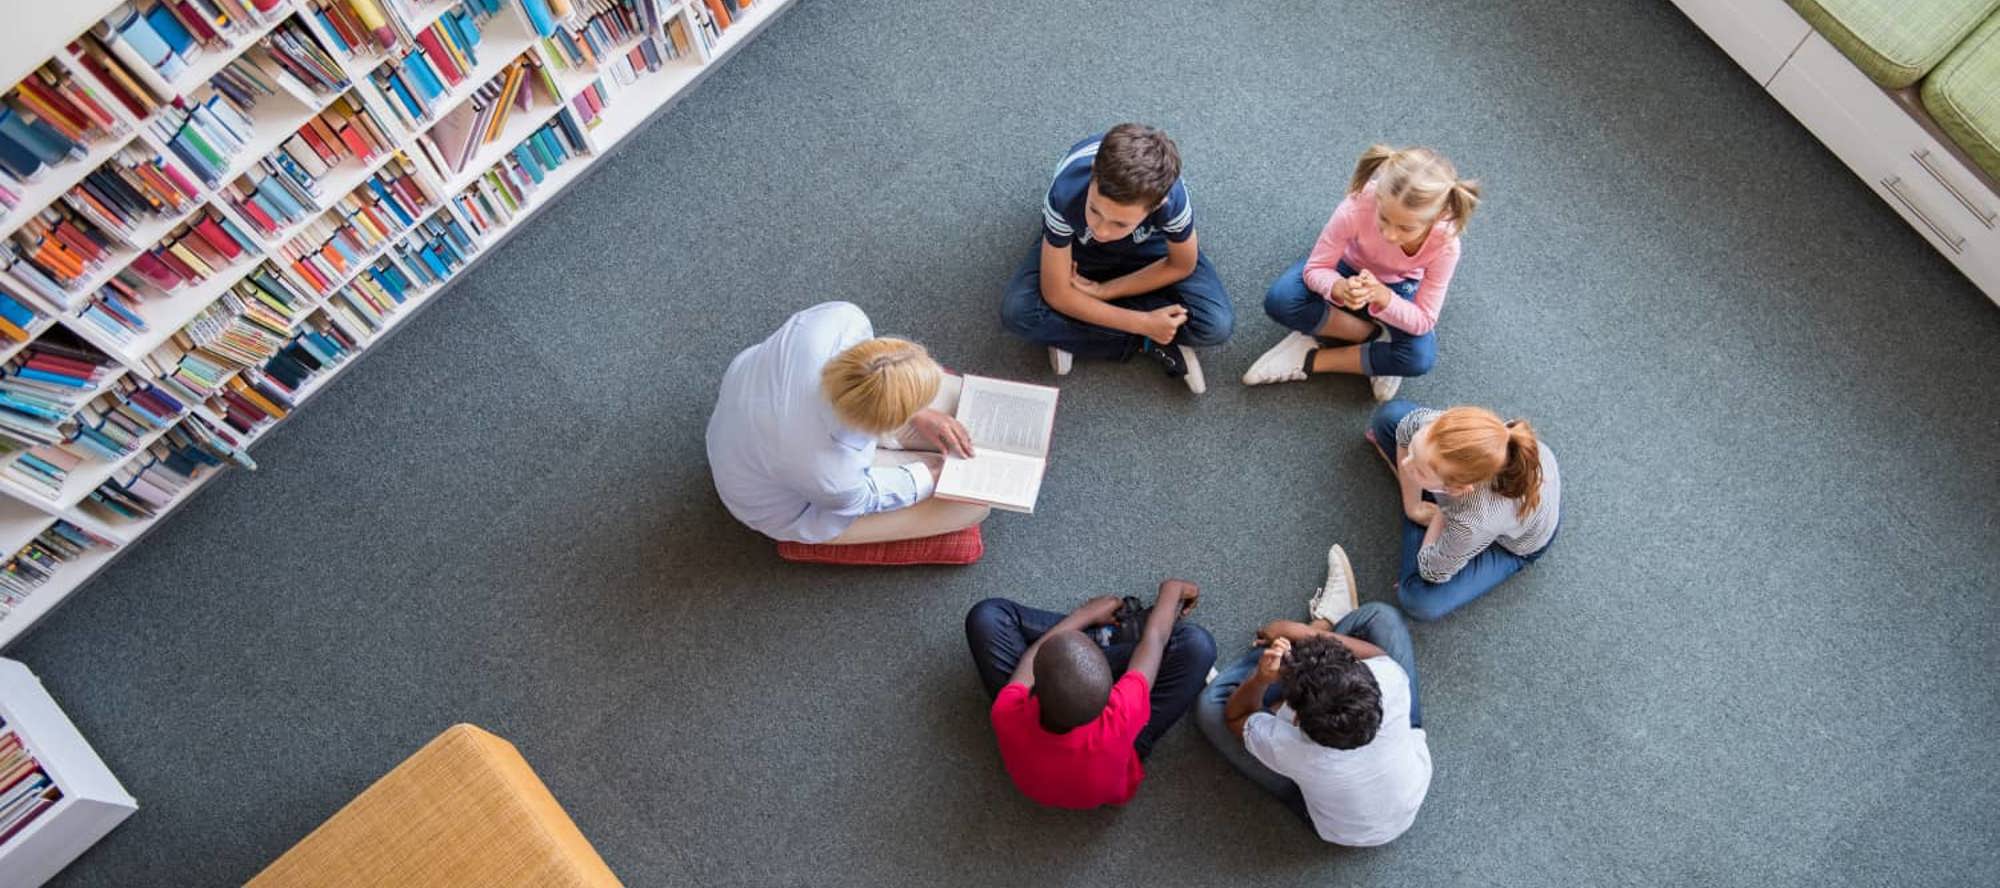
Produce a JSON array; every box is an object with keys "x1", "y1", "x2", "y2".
[{"x1": 1243, "y1": 656, "x2": 1433, "y2": 846}]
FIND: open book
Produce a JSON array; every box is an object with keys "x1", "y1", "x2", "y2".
[{"x1": 933, "y1": 375, "x2": 1061, "y2": 514}]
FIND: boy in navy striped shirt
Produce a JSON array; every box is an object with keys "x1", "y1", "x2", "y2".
[{"x1": 999, "y1": 124, "x2": 1232, "y2": 394}]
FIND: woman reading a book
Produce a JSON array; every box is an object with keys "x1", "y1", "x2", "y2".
[{"x1": 706, "y1": 301, "x2": 989, "y2": 544}]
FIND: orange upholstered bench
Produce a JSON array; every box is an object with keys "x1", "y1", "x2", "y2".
[{"x1": 247, "y1": 724, "x2": 620, "y2": 888}]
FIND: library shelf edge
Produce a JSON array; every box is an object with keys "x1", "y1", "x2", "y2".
[
  {"x1": 0, "y1": 0, "x2": 802, "y2": 655},
  {"x1": 0, "y1": 658, "x2": 138, "y2": 888}
]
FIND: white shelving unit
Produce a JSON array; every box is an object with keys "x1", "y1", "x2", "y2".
[
  {"x1": 0, "y1": 0, "x2": 796, "y2": 663},
  {"x1": 0, "y1": 658, "x2": 137, "y2": 888}
]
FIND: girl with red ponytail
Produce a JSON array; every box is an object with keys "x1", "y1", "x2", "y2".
[{"x1": 1363, "y1": 398, "x2": 1562, "y2": 621}]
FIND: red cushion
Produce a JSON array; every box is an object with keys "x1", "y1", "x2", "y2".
[{"x1": 777, "y1": 525, "x2": 984, "y2": 565}]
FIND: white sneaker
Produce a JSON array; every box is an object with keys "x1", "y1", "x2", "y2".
[
  {"x1": 1370, "y1": 375, "x2": 1403, "y2": 401},
  {"x1": 1178, "y1": 345, "x2": 1206, "y2": 395},
  {"x1": 1048, "y1": 347, "x2": 1073, "y2": 376},
  {"x1": 1305, "y1": 544, "x2": 1359, "y2": 624},
  {"x1": 1242, "y1": 332, "x2": 1317, "y2": 386}
]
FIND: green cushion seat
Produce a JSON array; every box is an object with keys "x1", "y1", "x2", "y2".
[
  {"x1": 1923, "y1": 11, "x2": 2000, "y2": 181},
  {"x1": 1788, "y1": 0, "x2": 2000, "y2": 87}
]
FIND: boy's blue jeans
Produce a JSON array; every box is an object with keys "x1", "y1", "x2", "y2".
[
  {"x1": 964, "y1": 597, "x2": 1216, "y2": 758},
  {"x1": 1195, "y1": 603, "x2": 1422, "y2": 824},
  {"x1": 1000, "y1": 241, "x2": 1234, "y2": 359},
  {"x1": 1263, "y1": 259, "x2": 1436, "y2": 377},
  {"x1": 1369, "y1": 400, "x2": 1558, "y2": 621}
]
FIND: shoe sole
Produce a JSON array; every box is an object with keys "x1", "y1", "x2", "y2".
[
  {"x1": 1242, "y1": 333, "x2": 1314, "y2": 386},
  {"x1": 1309, "y1": 544, "x2": 1359, "y2": 623},
  {"x1": 1371, "y1": 377, "x2": 1402, "y2": 402},
  {"x1": 1179, "y1": 345, "x2": 1206, "y2": 394}
]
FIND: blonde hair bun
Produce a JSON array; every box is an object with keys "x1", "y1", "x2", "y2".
[{"x1": 821, "y1": 338, "x2": 943, "y2": 435}]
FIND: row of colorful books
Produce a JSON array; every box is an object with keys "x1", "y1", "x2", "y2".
[
  {"x1": 539, "y1": 0, "x2": 663, "y2": 71},
  {"x1": 322, "y1": 252, "x2": 425, "y2": 337},
  {"x1": 368, "y1": 7, "x2": 497, "y2": 129},
  {"x1": 246, "y1": 18, "x2": 353, "y2": 99},
  {"x1": 0, "y1": 290, "x2": 42, "y2": 348},
  {"x1": 90, "y1": 1, "x2": 288, "y2": 97},
  {"x1": 450, "y1": 111, "x2": 585, "y2": 238},
  {"x1": 0, "y1": 387, "x2": 178, "y2": 500},
  {"x1": 273, "y1": 159, "x2": 439, "y2": 295},
  {"x1": 0, "y1": 339, "x2": 119, "y2": 449},
  {"x1": 0, "y1": 109, "x2": 92, "y2": 189},
  {"x1": 264, "y1": 95, "x2": 399, "y2": 193},
  {"x1": 146, "y1": 91, "x2": 258, "y2": 187},
  {"x1": 203, "y1": 372, "x2": 289, "y2": 436},
  {"x1": 0, "y1": 62, "x2": 129, "y2": 200},
  {"x1": 258, "y1": 314, "x2": 358, "y2": 405},
  {"x1": 68, "y1": 33, "x2": 175, "y2": 125},
  {"x1": 81, "y1": 416, "x2": 248, "y2": 522},
  {"x1": 123, "y1": 207, "x2": 258, "y2": 293},
  {"x1": 563, "y1": 25, "x2": 685, "y2": 134},
  {"x1": 0, "y1": 722, "x2": 66, "y2": 844},
  {"x1": 0, "y1": 362, "x2": 193, "y2": 481},
  {"x1": 416, "y1": 55, "x2": 558, "y2": 175},
  {"x1": 390, "y1": 211, "x2": 475, "y2": 287},
  {"x1": 56, "y1": 146, "x2": 204, "y2": 243},
  {"x1": 203, "y1": 315, "x2": 366, "y2": 436},
  {"x1": 313, "y1": 0, "x2": 500, "y2": 59},
  {"x1": 221, "y1": 159, "x2": 325, "y2": 239},
  {"x1": 69, "y1": 377, "x2": 189, "y2": 462},
  {"x1": 690, "y1": 0, "x2": 754, "y2": 45},
  {"x1": 1, "y1": 204, "x2": 126, "y2": 305}
]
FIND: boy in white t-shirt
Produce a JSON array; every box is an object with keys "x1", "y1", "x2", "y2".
[{"x1": 1194, "y1": 544, "x2": 1432, "y2": 846}]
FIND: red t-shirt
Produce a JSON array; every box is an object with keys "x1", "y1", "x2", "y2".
[{"x1": 989, "y1": 672, "x2": 1150, "y2": 808}]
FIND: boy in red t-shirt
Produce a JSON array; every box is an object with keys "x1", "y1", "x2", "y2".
[{"x1": 963, "y1": 580, "x2": 1217, "y2": 808}]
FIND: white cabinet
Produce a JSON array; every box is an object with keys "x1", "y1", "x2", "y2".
[
  {"x1": 0, "y1": 659, "x2": 135, "y2": 888},
  {"x1": 1676, "y1": 0, "x2": 2000, "y2": 304},
  {"x1": 1769, "y1": 33, "x2": 2000, "y2": 292},
  {"x1": 1671, "y1": 0, "x2": 1814, "y2": 85}
]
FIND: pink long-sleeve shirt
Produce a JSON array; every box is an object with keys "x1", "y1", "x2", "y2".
[{"x1": 1301, "y1": 183, "x2": 1463, "y2": 336}]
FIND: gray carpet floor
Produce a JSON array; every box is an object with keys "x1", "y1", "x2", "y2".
[{"x1": 11, "y1": 0, "x2": 2000, "y2": 885}]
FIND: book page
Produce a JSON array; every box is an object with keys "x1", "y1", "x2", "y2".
[
  {"x1": 956, "y1": 376, "x2": 1058, "y2": 458},
  {"x1": 935, "y1": 450, "x2": 1045, "y2": 514}
]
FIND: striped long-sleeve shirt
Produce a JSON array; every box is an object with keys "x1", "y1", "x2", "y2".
[{"x1": 1397, "y1": 408, "x2": 1561, "y2": 582}]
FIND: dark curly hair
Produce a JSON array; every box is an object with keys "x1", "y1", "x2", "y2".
[{"x1": 1284, "y1": 637, "x2": 1382, "y2": 749}]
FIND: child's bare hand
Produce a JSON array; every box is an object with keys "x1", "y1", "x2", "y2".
[
  {"x1": 1070, "y1": 264, "x2": 1107, "y2": 299},
  {"x1": 1141, "y1": 304, "x2": 1188, "y2": 344},
  {"x1": 1256, "y1": 637, "x2": 1292, "y2": 682}
]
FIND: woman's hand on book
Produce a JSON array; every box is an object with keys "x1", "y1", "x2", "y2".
[{"x1": 908, "y1": 408, "x2": 974, "y2": 458}]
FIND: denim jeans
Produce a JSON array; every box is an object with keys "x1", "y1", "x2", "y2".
[
  {"x1": 1262, "y1": 258, "x2": 1437, "y2": 377},
  {"x1": 999, "y1": 241, "x2": 1234, "y2": 360},
  {"x1": 1195, "y1": 603, "x2": 1423, "y2": 824},
  {"x1": 964, "y1": 597, "x2": 1217, "y2": 758},
  {"x1": 1369, "y1": 400, "x2": 1558, "y2": 622}
]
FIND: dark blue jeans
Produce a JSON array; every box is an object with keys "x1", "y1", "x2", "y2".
[
  {"x1": 999, "y1": 241, "x2": 1234, "y2": 360},
  {"x1": 1263, "y1": 258, "x2": 1436, "y2": 376},
  {"x1": 964, "y1": 597, "x2": 1217, "y2": 758},
  {"x1": 1195, "y1": 603, "x2": 1422, "y2": 824},
  {"x1": 1369, "y1": 400, "x2": 1557, "y2": 621}
]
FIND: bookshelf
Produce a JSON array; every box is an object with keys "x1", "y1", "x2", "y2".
[
  {"x1": 0, "y1": 658, "x2": 138, "y2": 888},
  {"x1": 0, "y1": 0, "x2": 792, "y2": 658}
]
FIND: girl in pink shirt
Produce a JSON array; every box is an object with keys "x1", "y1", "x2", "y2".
[{"x1": 1242, "y1": 146, "x2": 1481, "y2": 401}]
